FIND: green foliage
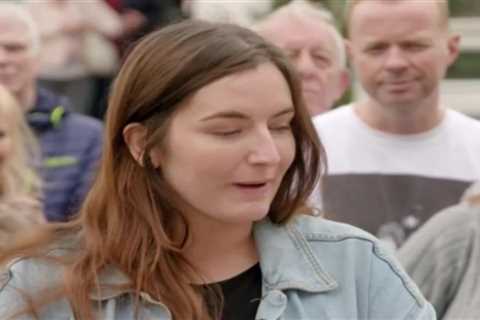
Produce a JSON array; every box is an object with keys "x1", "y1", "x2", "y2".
[
  {"x1": 272, "y1": 0, "x2": 290, "y2": 9},
  {"x1": 449, "y1": 0, "x2": 480, "y2": 17},
  {"x1": 448, "y1": 52, "x2": 480, "y2": 79}
]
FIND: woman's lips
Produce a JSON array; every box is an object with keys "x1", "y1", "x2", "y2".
[
  {"x1": 233, "y1": 181, "x2": 271, "y2": 198},
  {"x1": 236, "y1": 182, "x2": 267, "y2": 187}
]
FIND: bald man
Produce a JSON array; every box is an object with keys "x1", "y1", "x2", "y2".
[{"x1": 313, "y1": 0, "x2": 480, "y2": 249}]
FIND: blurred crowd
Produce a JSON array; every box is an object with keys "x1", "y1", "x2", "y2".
[{"x1": 0, "y1": 0, "x2": 479, "y2": 319}]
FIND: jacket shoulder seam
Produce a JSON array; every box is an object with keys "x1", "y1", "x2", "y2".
[{"x1": 303, "y1": 233, "x2": 426, "y2": 308}]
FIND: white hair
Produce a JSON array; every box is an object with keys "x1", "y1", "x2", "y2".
[
  {"x1": 0, "y1": 2, "x2": 40, "y2": 55},
  {"x1": 256, "y1": 0, "x2": 347, "y2": 69}
]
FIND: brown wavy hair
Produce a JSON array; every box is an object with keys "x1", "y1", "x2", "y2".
[{"x1": 1, "y1": 20, "x2": 324, "y2": 319}]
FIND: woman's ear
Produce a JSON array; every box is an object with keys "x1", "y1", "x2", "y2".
[{"x1": 123, "y1": 123, "x2": 147, "y2": 166}]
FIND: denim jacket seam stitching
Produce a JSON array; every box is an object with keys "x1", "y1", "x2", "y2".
[
  {"x1": 287, "y1": 224, "x2": 336, "y2": 286},
  {"x1": 370, "y1": 243, "x2": 426, "y2": 308},
  {"x1": 0, "y1": 269, "x2": 12, "y2": 291},
  {"x1": 303, "y1": 233, "x2": 426, "y2": 307},
  {"x1": 404, "y1": 301, "x2": 421, "y2": 319},
  {"x1": 271, "y1": 280, "x2": 325, "y2": 292},
  {"x1": 304, "y1": 232, "x2": 374, "y2": 242},
  {"x1": 366, "y1": 247, "x2": 373, "y2": 318}
]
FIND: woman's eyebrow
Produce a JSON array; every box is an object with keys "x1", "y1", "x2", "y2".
[
  {"x1": 200, "y1": 111, "x2": 248, "y2": 122},
  {"x1": 200, "y1": 107, "x2": 294, "y2": 122}
]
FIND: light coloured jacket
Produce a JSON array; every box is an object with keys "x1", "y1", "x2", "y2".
[
  {"x1": 0, "y1": 214, "x2": 435, "y2": 319},
  {"x1": 398, "y1": 200, "x2": 480, "y2": 319}
]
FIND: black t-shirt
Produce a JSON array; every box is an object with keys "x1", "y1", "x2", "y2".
[{"x1": 202, "y1": 263, "x2": 262, "y2": 320}]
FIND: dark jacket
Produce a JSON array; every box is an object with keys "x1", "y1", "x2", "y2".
[{"x1": 27, "y1": 88, "x2": 103, "y2": 221}]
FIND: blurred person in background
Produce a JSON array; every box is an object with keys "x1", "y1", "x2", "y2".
[
  {"x1": 255, "y1": 0, "x2": 349, "y2": 116},
  {"x1": 89, "y1": 0, "x2": 185, "y2": 120},
  {"x1": 120, "y1": 0, "x2": 184, "y2": 38},
  {"x1": 398, "y1": 181, "x2": 480, "y2": 319},
  {"x1": 23, "y1": 0, "x2": 123, "y2": 115},
  {"x1": 0, "y1": 20, "x2": 434, "y2": 320},
  {"x1": 187, "y1": 0, "x2": 270, "y2": 27},
  {"x1": 0, "y1": 3, "x2": 103, "y2": 222},
  {"x1": 313, "y1": 0, "x2": 480, "y2": 250},
  {"x1": 0, "y1": 85, "x2": 44, "y2": 253}
]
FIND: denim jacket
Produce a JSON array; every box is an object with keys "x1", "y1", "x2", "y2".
[{"x1": 0, "y1": 215, "x2": 435, "y2": 319}]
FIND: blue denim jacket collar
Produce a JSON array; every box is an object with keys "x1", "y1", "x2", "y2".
[
  {"x1": 89, "y1": 267, "x2": 131, "y2": 301},
  {"x1": 2, "y1": 216, "x2": 434, "y2": 319},
  {"x1": 90, "y1": 216, "x2": 338, "y2": 303},
  {"x1": 253, "y1": 217, "x2": 338, "y2": 293}
]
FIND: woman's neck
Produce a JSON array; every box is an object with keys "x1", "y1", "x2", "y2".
[{"x1": 184, "y1": 219, "x2": 259, "y2": 284}]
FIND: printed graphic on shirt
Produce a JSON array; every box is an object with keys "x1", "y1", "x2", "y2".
[{"x1": 321, "y1": 173, "x2": 472, "y2": 249}]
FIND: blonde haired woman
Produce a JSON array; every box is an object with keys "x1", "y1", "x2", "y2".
[
  {"x1": 399, "y1": 181, "x2": 480, "y2": 319},
  {"x1": 0, "y1": 85, "x2": 43, "y2": 252}
]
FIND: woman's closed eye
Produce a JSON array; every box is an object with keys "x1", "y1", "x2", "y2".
[
  {"x1": 269, "y1": 112, "x2": 294, "y2": 133},
  {"x1": 204, "y1": 120, "x2": 245, "y2": 137},
  {"x1": 212, "y1": 128, "x2": 242, "y2": 137},
  {"x1": 269, "y1": 122, "x2": 292, "y2": 132}
]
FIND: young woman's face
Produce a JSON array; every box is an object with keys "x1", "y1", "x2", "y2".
[
  {"x1": 157, "y1": 63, "x2": 296, "y2": 226},
  {"x1": 0, "y1": 115, "x2": 12, "y2": 165}
]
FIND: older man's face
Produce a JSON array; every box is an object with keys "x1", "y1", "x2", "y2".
[
  {"x1": 261, "y1": 17, "x2": 347, "y2": 116},
  {"x1": 0, "y1": 16, "x2": 37, "y2": 97}
]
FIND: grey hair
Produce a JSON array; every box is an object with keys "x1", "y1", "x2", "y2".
[
  {"x1": 0, "y1": 3, "x2": 41, "y2": 55},
  {"x1": 255, "y1": 0, "x2": 347, "y2": 69}
]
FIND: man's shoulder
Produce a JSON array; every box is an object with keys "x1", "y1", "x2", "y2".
[
  {"x1": 312, "y1": 104, "x2": 357, "y2": 143},
  {"x1": 445, "y1": 109, "x2": 480, "y2": 149},
  {"x1": 446, "y1": 109, "x2": 480, "y2": 130},
  {"x1": 313, "y1": 104, "x2": 354, "y2": 127},
  {"x1": 41, "y1": 112, "x2": 103, "y2": 152},
  {"x1": 63, "y1": 112, "x2": 103, "y2": 134},
  {"x1": 413, "y1": 202, "x2": 480, "y2": 240},
  {"x1": 34, "y1": 87, "x2": 103, "y2": 137}
]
